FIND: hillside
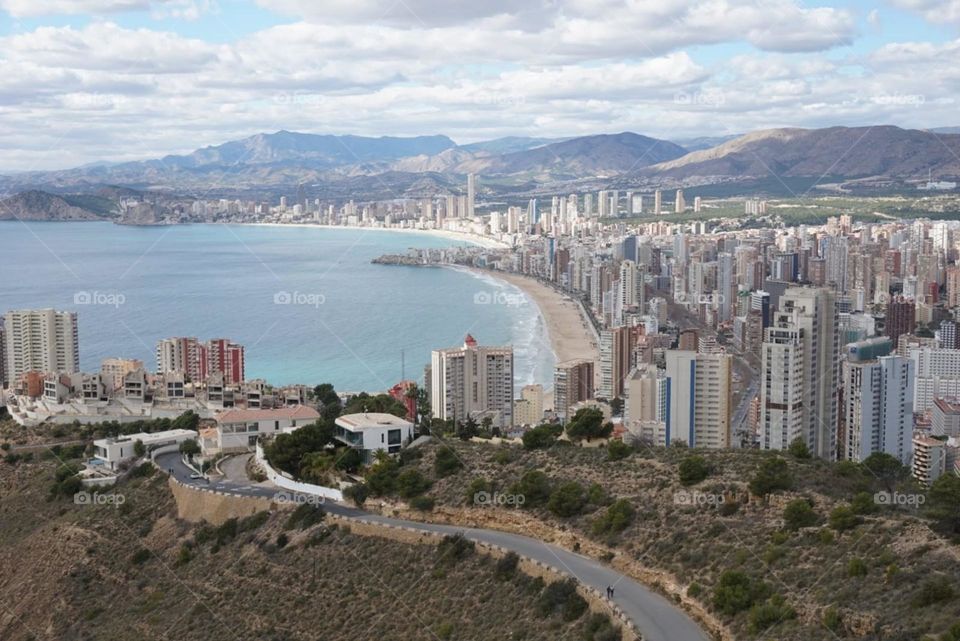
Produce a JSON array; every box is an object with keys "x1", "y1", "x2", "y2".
[
  {"x1": 345, "y1": 438, "x2": 960, "y2": 641},
  {"x1": 0, "y1": 190, "x2": 111, "y2": 221},
  {"x1": 644, "y1": 126, "x2": 960, "y2": 182},
  {"x1": 0, "y1": 450, "x2": 624, "y2": 641}
]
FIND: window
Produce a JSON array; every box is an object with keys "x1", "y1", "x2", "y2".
[{"x1": 388, "y1": 429, "x2": 402, "y2": 445}]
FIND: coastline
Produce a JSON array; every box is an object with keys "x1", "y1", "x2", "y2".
[{"x1": 244, "y1": 221, "x2": 510, "y2": 249}]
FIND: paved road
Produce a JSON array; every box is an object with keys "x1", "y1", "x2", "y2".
[{"x1": 156, "y1": 452, "x2": 711, "y2": 641}]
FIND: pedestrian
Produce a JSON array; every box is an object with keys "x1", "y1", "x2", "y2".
[{"x1": 610, "y1": 586, "x2": 615, "y2": 598}]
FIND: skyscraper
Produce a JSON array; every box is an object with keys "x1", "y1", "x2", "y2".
[
  {"x1": 674, "y1": 189, "x2": 685, "y2": 213},
  {"x1": 3, "y1": 309, "x2": 79, "y2": 383},
  {"x1": 885, "y1": 298, "x2": 916, "y2": 345},
  {"x1": 466, "y1": 173, "x2": 477, "y2": 218},
  {"x1": 759, "y1": 287, "x2": 840, "y2": 458},
  {"x1": 654, "y1": 189, "x2": 662, "y2": 214},
  {"x1": 664, "y1": 350, "x2": 733, "y2": 448},
  {"x1": 599, "y1": 326, "x2": 633, "y2": 399},
  {"x1": 431, "y1": 334, "x2": 513, "y2": 428},
  {"x1": 842, "y1": 341, "x2": 914, "y2": 464}
]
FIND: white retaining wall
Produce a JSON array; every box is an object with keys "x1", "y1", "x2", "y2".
[{"x1": 255, "y1": 443, "x2": 344, "y2": 502}]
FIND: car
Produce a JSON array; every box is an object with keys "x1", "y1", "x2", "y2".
[{"x1": 189, "y1": 473, "x2": 202, "y2": 480}]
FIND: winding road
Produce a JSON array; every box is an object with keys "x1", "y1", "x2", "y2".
[{"x1": 156, "y1": 452, "x2": 711, "y2": 641}]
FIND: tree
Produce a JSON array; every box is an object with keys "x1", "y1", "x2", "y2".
[
  {"x1": 334, "y1": 447, "x2": 363, "y2": 473},
  {"x1": 787, "y1": 437, "x2": 811, "y2": 460},
  {"x1": 927, "y1": 473, "x2": 960, "y2": 535},
  {"x1": 591, "y1": 499, "x2": 635, "y2": 535},
  {"x1": 344, "y1": 482, "x2": 369, "y2": 507},
  {"x1": 396, "y1": 469, "x2": 432, "y2": 498},
  {"x1": 782, "y1": 499, "x2": 818, "y2": 531},
  {"x1": 456, "y1": 416, "x2": 480, "y2": 441},
  {"x1": 829, "y1": 506, "x2": 861, "y2": 532},
  {"x1": 171, "y1": 410, "x2": 200, "y2": 432},
  {"x1": 565, "y1": 407, "x2": 612, "y2": 441},
  {"x1": 678, "y1": 455, "x2": 711, "y2": 486},
  {"x1": 133, "y1": 439, "x2": 146, "y2": 458},
  {"x1": 547, "y1": 482, "x2": 587, "y2": 518},
  {"x1": 511, "y1": 470, "x2": 552, "y2": 508},
  {"x1": 607, "y1": 439, "x2": 632, "y2": 461},
  {"x1": 522, "y1": 423, "x2": 562, "y2": 450},
  {"x1": 749, "y1": 457, "x2": 793, "y2": 497},
  {"x1": 178, "y1": 439, "x2": 201, "y2": 457},
  {"x1": 609, "y1": 397, "x2": 624, "y2": 416},
  {"x1": 862, "y1": 452, "x2": 906, "y2": 492}
]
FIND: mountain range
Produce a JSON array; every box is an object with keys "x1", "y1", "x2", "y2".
[{"x1": 1, "y1": 125, "x2": 958, "y2": 218}]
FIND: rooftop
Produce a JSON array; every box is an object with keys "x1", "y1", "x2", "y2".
[
  {"x1": 934, "y1": 398, "x2": 960, "y2": 415},
  {"x1": 215, "y1": 405, "x2": 319, "y2": 423},
  {"x1": 95, "y1": 428, "x2": 197, "y2": 446},
  {"x1": 335, "y1": 412, "x2": 413, "y2": 431}
]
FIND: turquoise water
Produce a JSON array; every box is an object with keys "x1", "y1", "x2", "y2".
[{"x1": 0, "y1": 222, "x2": 554, "y2": 391}]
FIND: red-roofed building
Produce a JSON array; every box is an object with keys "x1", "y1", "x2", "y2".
[
  {"x1": 388, "y1": 380, "x2": 417, "y2": 421},
  {"x1": 205, "y1": 405, "x2": 319, "y2": 455}
]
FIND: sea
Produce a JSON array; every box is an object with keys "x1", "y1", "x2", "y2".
[{"x1": 0, "y1": 222, "x2": 555, "y2": 392}]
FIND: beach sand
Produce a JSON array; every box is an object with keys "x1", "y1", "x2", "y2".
[{"x1": 490, "y1": 270, "x2": 599, "y2": 364}]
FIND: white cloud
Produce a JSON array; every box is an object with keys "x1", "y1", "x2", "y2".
[{"x1": 890, "y1": 0, "x2": 960, "y2": 25}]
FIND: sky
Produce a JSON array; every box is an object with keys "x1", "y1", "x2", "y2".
[{"x1": 0, "y1": 0, "x2": 958, "y2": 171}]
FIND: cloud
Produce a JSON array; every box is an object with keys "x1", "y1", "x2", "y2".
[{"x1": 890, "y1": 0, "x2": 960, "y2": 25}]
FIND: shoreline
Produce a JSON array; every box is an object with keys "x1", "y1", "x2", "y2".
[
  {"x1": 452, "y1": 266, "x2": 599, "y2": 406},
  {"x1": 244, "y1": 221, "x2": 510, "y2": 249}
]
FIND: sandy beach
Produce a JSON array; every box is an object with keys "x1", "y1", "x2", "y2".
[{"x1": 489, "y1": 271, "x2": 599, "y2": 366}]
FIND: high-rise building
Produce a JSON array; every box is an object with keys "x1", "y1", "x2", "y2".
[
  {"x1": 939, "y1": 320, "x2": 960, "y2": 349},
  {"x1": 674, "y1": 189, "x2": 685, "y2": 213},
  {"x1": 431, "y1": 334, "x2": 513, "y2": 428},
  {"x1": 885, "y1": 298, "x2": 916, "y2": 344},
  {"x1": 554, "y1": 359, "x2": 594, "y2": 420},
  {"x1": 157, "y1": 337, "x2": 206, "y2": 382},
  {"x1": 624, "y1": 364, "x2": 666, "y2": 425},
  {"x1": 913, "y1": 436, "x2": 948, "y2": 487},
  {"x1": 664, "y1": 350, "x2": 732, "y2": 448},
  {"x1": 3, "y1": 309, "x2": 79, "y2": 383},
  {"x1": 466, "y1": 173, "x2": 477, "y2": 218},
  {"x1": 759, "y1": 287, "x2": 840, "y2": 458},
  {"x1": 932, "y1": 398, "x2": 960, "y2": 438},
  {"x1": 842, "y1": 342, "x2": 914, "y2": 464},
  {"x1": 514, "y1": 384, "x2": 544, "y2": 427},
  {"x1": 0, "y1": 318, "x2": 6, "y2": 388},
  {"x1": 654, "y1": 189, "x2": 662, "y2": 214},
  {"x1": 599, "y1": 326, "x2": 633, "y2": 399},
  {"x1": 207, "y1": 338, "x2": 245, "y2": 385}
]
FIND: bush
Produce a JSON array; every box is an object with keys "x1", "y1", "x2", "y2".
[
  {"x1": 366, "y1": 457, "x2": 400, "y2": 496},
  {"x1": 565, "y1": 408, "x2": 613, "y2": 442},
  {"x1": 284, "y1": 504, "x2": 325, "y2": 530},
  {"x1": 912, "y1": 576, "x2": 955, "y2": 608},
  {"x1": 436, "y1": 533, "x2": 474, "y2": 567},
  {"x1": 582, "y1": 612, "x2": 621, "y2": 641},
  {"x1": 434, "y1": 447, "x2": 463, "y2": 478},
  {"x1": 607, "y1": 440, "x2": 632, "y2": 461},
  {"x1": 344, "y1": 482, "x2": 369, "y2": 507},
  {"x1": 823, "y1": 606, "x2": 843, "y2": 632},
  {"x1": 465, "y1": 478, "x2": 493, "y2": 506},
  {"x1": 547, "y1": 482, "x2": 587, "y2": 518},
  {"x1": 850, "y1": 491, "x2": 877, "y2": 515},
  {"x1": 410, "y1": 496, "x2": 435, "y2": 511},
  {"x1": 276, "y1": 532, "x2": 289, "y2": 548},
  {"x1": 592, "y1": 499, "x2": 635, "y2": 535},
  {"x1": 847, "y1": 558, "x2": 868, "y2": 577},
  {"x1": 782, "y1": 498, "x2": 818, "y2": 531},
  {"x1": 510, "y1": 470, "x2": 552, "y2": 508},
  {"x1": 396, "y1": 468, "x2": 432, "y2": 498},
  {"x1": 130, "y1": 548, "x2": 151, "y2": 565},
  {"x1": 829, "y1": 506, "x2": 861, "y2": 532},
  {"x1": 749, "y1": 457, "x2": 792, "y2": 497},
  {"x1": 787, "y1": 437, "x2": 811, "y2": 459},
  {"x1": 747, "y1": 594, "x2": 796, "y2": 633},
  {"x1": 678, "y1": 455, "x2": 711, "y2": 486},
  {"x1": 712, "y1": 571, "x2": 769, "y2": 616},
  {"x1": 536, "y1": 579, "x2": 588, "y2": 621},
  {"x1": 494, "y1": 551, "x2": 519, "y2": 581}
]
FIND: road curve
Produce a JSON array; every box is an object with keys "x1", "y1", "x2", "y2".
[{"x1": 155, "y1": 452, "x2": 711, "y2": 641}]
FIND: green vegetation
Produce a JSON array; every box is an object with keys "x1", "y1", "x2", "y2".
[
  {"x1": 748, "y1": 457, "x2": 792, "y2": 496},
  {"x1": 565, "y1": 407, "x2": 613, "y2": 442},
  {"x1": 591, "y1": 499, "x2": 635, "y2": 536},
  {"x1": 535, "y1": 579, "x2": 588, "y2": 622},
  {"x1": 712, "y1": 571, "x2": 770, "y2": 616},
  {"x1": 522, "y1": 423, "x2": 563, "y2": 449},
  {"x1": 606, "y1": 439, "x2": 632, "y2": 461},
  {"x1": 678, "y1": 455, "x2": 711, "y2": 486},
  {"x1": 782, "y1": 498, "x2": 818, "y2": 531}
]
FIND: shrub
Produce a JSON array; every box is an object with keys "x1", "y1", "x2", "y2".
[
  {"x1": 592, "y1": 499, "x2": 635, "y2": 535},
  {"x1": 607, "y1": 440, "x2": 632, "y2": 461},
  {"x1": 822, "y1": 606, "x2": 842, "y2": 632},
  {"x1": 747, "y1": 594, "x2": 796, "y2": 633},
  {"x1": 829, "y1": 506, "x2": 861, "y2": 532},
  {"x1": 582, "y1": 612, "x2": 621, "y2": 641},
  {"x1": 850, "y1": 491, "x2": 877, "y2": 515},
  {"x1": 787, "y1": 437, "x2": 811, "y2": 459},
  {"x1": 494, "y1": 551, "x2": 519, "y2": 581},
  {"x1": 284, "y1": 504, "x2": 325, "y2": 530},
  {"x1": 343, "y1": 482, "x2": 369, "y2": 507},
  {"x1": 522, "y1": 423, "x2": 562, "y2": 449},
  {"x1": 911, "y1": 577, "x2": 955, "y2": 608},
  {"x1": 536, "y1": 579, "x2": 588, "y2": 621},
  {"x1": 130, "y1": 548, "x2": 151, "y2": 565},
  {"x1": 712, "y1": 571, "x2": 769, "y2": 616},
  {"x1": 434, "y1": 447, "x2": 463, "y2": 477},
  {"x1": 510, "y1": 470, "x2": 552, "y2": 508},
  {"x1": 678, "y1": 455, "x2": 711, "y2": 486},
  {"x1": 465, "y1": 478, "x2": 493, "y2": 505},
  {"x1": 565, "y1": 407, "x2": 613, "y2": 442},
  {"x1": 436, "y1": 534, "x2": 474, "y2": 567},
  {"x1": 276, "y1": 533, "x2": 289, "y2": 548},
  {"x1": 547, "y1": 482, "x2": 587, "y2": 518},
  {"x1": 687, "y1": 582, "x2": 703, "y2": 598},
  {"x1": 410, "y1": 496, "x2": 435, "y2": 511},
  {"x1": 396, "y1": 468, "x2": 431, "y2": 498},
  {"x1": 366, "y1": 457, "x2": 400, "y2": 496},
  {"x1": 847, "y1": 558, "x2": 868, "y2": 578},
  {"x1": 782, "y1": 498, "x2": 818, "y2": 531}
]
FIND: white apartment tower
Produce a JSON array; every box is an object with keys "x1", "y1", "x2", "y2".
[
  {"x1": 843, "y1": 350, "x2": 914, "y2": 464},
  {"x1": 3, "y1": 309, "x2": 79, "y2": 383},
  {"x1": 431, "y1": 334, "x2": 514, "y2": 428},
  {"x1": 664, "y1": 350, "x2": 733, "y2": 448},
  {"x1": 759, "y1": 287, "x2": 840, "y2": 458}
]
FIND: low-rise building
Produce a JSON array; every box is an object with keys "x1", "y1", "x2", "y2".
[
  {"x1": 334, "y1": 412, "x2": 414, "y2": 463},
  {"x1": 913, "y1": 436, "x2": 947, "y2": 487},
  {"x1": 206, "y1": 405, "x2": 320, "y2": 455},
  {"x1": 93, "y1": 428, "x2": 198, "y2": 470}
]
